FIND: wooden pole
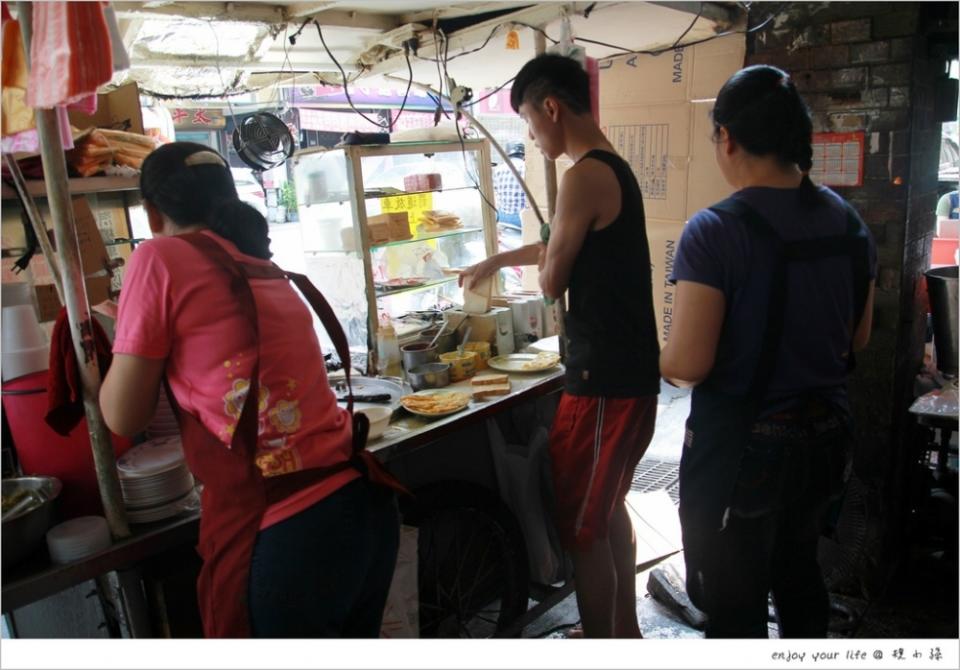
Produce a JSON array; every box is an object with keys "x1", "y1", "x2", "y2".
[
  {"x1": 3, "y1": 154, "x2": 64, "y2": 303},
  {"x1": 17, "y1": 1, "x2": 130, "y2": 539},
  {"x1": 533, "y1": 30, "x2": 566, "y2": 359}
]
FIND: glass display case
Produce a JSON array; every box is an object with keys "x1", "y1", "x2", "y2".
[{"x1": 292, "y1": 139, "x2": 497, "y2": 374}]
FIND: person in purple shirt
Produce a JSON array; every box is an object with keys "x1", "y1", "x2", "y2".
[{"x1": 660, "y1": 65, "x2": 877, "y2": 638}]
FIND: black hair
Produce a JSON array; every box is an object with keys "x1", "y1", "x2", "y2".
[
  {"x1": 510, "y1": 54, "x2": 591, "y2": 115},
  {"x1": 140, "y1": 142, "x2": 272, "y2": 259},
  {"x1": 711, "y1": 64, "x2": 823, "y2": 207}
]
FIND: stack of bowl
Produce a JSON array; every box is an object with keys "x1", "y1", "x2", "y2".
[{"x1": 45, "y1": 515, "x2": 112, "y2": 564}]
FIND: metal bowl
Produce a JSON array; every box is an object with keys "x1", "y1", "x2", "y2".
[
  {"x1": 407, "y1": 362, "x2": 451, "y2": 391},
  {"x1": 2, "y1": 476, "x2": 62, "y2": 571}
]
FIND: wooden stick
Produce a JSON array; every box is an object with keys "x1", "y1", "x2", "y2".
[
  {"x1": 2, "y1": 154, "x2": 64, "y2": 303},
  {"x1": 17, "y1": 0, "x2": 130, "y2": 540}
]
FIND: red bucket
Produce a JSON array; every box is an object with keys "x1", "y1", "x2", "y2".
[{"x1": 1, "y1": 371, "x2": 132, "y2": 518}]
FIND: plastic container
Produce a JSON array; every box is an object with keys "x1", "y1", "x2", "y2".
[
  {"x1": 376, "y1": 319, "x2": 402, "y2": 378},
  {"x1": 463, "y1": 341, "x2": 491, "y2": 370},
  {"x1": 925, "y1": 265, "x2": 958, "y2": 375},
  {"x1": 1, "y1": 371, "x2": 132, "y2": 518},
  {"x1": 439, "y1": 350, "x2": 478, "y2": 382}
]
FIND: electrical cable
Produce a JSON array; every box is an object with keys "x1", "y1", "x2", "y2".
[
  {"x1": 314, "y1": 20, "x2": 389, "y2": 129},
  {"x1": 390, "y1": 44, "x2": 415, "y2": 131},
  {"x1": 464, "y1": 76, "x2": 515, "y2": 109},
  {"x1": 670, "y1": 2, "x2": 704, "y2": 49},
  {"x1": 440, "y1": 39, "x2": 501, "y2": 221}
]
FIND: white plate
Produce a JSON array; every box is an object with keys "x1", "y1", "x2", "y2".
[
  {"x1": 399, "y1": 389, "x2": 470, "y2": 418},
  {"x1": 126, "y1": 489, "x2": 199, "y2": 524},
  {"x1": 487, "y1": 353, "x2": 561, "y2": 373},
  {"x1": 117, "y1": 437, "x2": 185, "y2": 478}
]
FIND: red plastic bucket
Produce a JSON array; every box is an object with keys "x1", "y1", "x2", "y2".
[{"x1": 1, "y1": 371, "x2": 132, "y2": 518}]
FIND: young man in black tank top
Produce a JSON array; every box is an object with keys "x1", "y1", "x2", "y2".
[{"x1": 461, "y1": 54, "x2": 660, "y2": 638}]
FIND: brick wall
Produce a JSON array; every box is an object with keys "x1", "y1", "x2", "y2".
[{"x1": 746, "y1": 2, "x2": 957, "y2": 592}]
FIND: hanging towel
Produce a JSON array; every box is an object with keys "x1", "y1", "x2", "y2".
[
  {"x1": 27, "y1": 1, "x2": 113, "y2": 109},
  {"x1": 46, "y1": 307, "x2": 113, "y2": 436},
  {"x1": 1, "y1": 3, "x2": 77, "y2": 152}
]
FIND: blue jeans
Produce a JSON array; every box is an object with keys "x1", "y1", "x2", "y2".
[
  {"x1": 683, "y1": 405, "x2": 851, "y2": 638},
  {"x1": 248, "y1": 477, "x2": 400, "y2": 637}
]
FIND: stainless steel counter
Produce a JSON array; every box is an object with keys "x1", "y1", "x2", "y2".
[{"x1": 1, "y1": 369, "x2": 564, "y2": 617}]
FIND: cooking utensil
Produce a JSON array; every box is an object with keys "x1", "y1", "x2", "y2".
[
  {"x1": 336, "y1": 393, "x2": 392, "y2": 403},
  {"x1": 457, "y1": 326, "x2": 472, "y2": 356},
  {"x1": 427, "y1": 323, "x2": 447, "y2": 349},
  {"x1": 406, "y1": 362, "x2": 451, "y2": 390}
]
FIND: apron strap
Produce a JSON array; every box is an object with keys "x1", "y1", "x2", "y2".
[
  {"x1": 709, "y1": 196, "x2": 872, "y2": 405},
  {"x1": 175, "y1": 232, "x2": 262, "y2": 457},
  {"x1": 173, "y1": 233, "x2": 409, "y2": 496}
]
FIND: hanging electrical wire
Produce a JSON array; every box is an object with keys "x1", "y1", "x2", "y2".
[
  {"x1": 314, "y1": 20, "x2": 390, "y2": 129},
  {"x1": 439, "y1": 37, "x2": 501, "y2": 220}
]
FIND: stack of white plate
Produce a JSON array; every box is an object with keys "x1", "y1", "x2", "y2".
[
  {"x1": 117, "y1": 437, "x2": 196, "y2": 524},
  {"x1": 46, "y1": 516, "x2": 112, "y2": 564},
  {"x1": 146, "y1": 390, "x2": 180, "y2": 439}
]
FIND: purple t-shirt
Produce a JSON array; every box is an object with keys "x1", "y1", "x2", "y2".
[{"x1": 670, "y1": 185, "x2": 877, "y2": 412}]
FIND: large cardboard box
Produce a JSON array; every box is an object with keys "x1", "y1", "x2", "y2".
[
  {"x1": 33, "y1": 197, "x2": 116, "y2": 322},
  {"x1": 67, "y1": 82, "x2": 144, "y2": 135},
  {"x1": 599, "y1": 34, "x2": 745, "y2": 346}
]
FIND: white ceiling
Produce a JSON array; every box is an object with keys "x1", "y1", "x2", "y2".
[{"x1": 105, "y1": 1, "x2": 743, "y2": 98}]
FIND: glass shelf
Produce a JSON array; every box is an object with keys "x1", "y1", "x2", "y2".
[
  {"x1": 371, "y1": 226, "x2": 482, "y2": 249},
  {"x1": 375, "y1": 276, "x2": 458, "y2": 299},
  {"x1": 302, "y1": 185, "x2": 481, "y2": 208}
]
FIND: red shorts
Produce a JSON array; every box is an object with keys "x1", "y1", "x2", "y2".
[{"x1": 549, "y1": 393, "x2": 657, "y2": 549}]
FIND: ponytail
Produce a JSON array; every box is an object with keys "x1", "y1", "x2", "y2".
[
  {"x1": 712, "y1": 64, "x2": 826, "y2": 208},
  {"x1": 141, "y1": 142, "x2": 272, "y2": 258},
  {"x1": 208, "y1": 199, "x2": 272, "y2": 260}
]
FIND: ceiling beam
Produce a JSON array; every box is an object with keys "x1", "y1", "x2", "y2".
[
  {"x1": 113, "y1": 2, "x2": 287, "y2": 24},
  {"x1": 360, "y1": 2, "x2": 571, "y2": 79},
  {"x1": 306, "y1": 9, "x2": 402, "y2": 31},
  {"x1": 647, "y1": 2, "x2": 743, "y2": 30}
]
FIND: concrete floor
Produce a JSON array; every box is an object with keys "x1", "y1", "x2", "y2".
[{"x1": 518, "y1": 382, "x2": 959, "y2": 640}]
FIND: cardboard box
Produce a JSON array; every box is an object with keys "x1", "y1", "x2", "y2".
[
  {"x1": 366, "y1": 220, "x2": 391, "y2": 244},
  {"x1": 598, "y1": 34, "x2": 745, "y2": 345},
  {"x1": 35, "y1": 274, "x2": 112, "y2": 323},
  {"x1": 33, "y1": 197, "x2": 115, "y2": 322},
  {"x1": 367, "y1": 212, "x2": 411, "y2": 241},
  {"x1": 67, "y1": 82, "x2": 144, "y2": 135}
]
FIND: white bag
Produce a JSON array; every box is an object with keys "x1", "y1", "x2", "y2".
[{"x1": 487, "y1": 418, "x2": 568, "y2": 585}]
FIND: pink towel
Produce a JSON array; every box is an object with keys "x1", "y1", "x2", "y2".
[{"x1": 27, "y1": 1, "x2": 112, "y2": 109}]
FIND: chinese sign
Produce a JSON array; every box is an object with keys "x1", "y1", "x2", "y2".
[{"x1": 811, "y1": 131, "x2": 864, "y2": 187}]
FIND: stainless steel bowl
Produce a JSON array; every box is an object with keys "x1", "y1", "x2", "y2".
[
  {"x1": 407, "y1": 362, "x2": 451, "y2": 391},
  {"x1": 401, "y1": 341, "x2": 439, "y2": 371},
  {"x1": 2, "y1": 476, "x2": 62, "y2": 571}
]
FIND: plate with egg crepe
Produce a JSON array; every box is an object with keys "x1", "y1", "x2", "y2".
[
  {"x1": 487, "y1": 352, "x2": 561, "y2": 373},
  {"x1": 399, "y1": 390, "x2": 470, "y2": 417},
  {"x1": 418, "y1": 210, "x2": 462, "y2": 232}
]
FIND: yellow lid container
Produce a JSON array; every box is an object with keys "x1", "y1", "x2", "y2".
[
  {"x1": 439, "y1": 350, "x2": 478, "y2": 381},
  {"x1": 462, "y1": 341, "x2": 491, "y2": 370}
]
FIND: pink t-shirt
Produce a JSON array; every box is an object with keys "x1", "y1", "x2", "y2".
[{"x1": 113, "y1": 231, "x2": 358, "y2": 528}]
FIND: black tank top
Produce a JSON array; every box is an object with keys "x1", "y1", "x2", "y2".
[{"x1": 563, "y1": 149, "x2": 660, "y2": 397}]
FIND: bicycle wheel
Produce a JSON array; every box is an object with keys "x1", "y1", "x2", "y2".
[{"x1": 402, "y1": 481, "x2": 529, "y2": 638}]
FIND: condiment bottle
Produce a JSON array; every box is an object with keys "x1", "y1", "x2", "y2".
[{"x1": 376, "y1": 317, "x2": 402, "y2": 378}]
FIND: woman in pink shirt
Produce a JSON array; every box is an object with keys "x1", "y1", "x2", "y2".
[{"x1": 100, "y1": 142, "x2": 399, "y2": 638}]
